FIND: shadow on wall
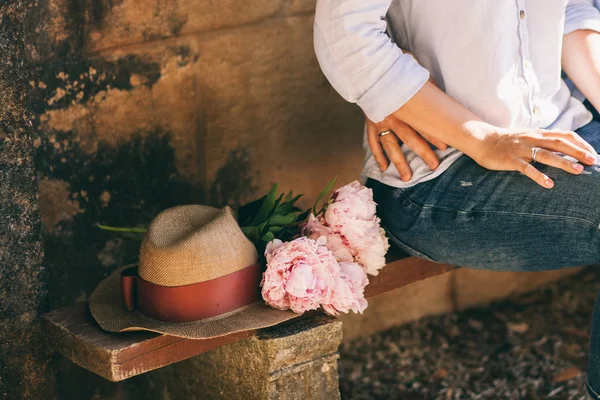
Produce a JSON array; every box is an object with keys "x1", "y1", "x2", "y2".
[
  {"x1": 34, "y1": 130, "x2": 195, "y2": 310},
  {"x1": 209, "y1": 146, "x2": 258, "y2": 208}
]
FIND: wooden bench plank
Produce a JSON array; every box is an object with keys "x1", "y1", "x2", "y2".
[
  {"x1": 366, "y1": 254, "x2": 456, "y2": 298},
  {"x1": 43, "y1": 253, "x2": 454, "y2": 381},
  {"x1": 43, "y1": 303, "x2": 255, "y2": 381}
]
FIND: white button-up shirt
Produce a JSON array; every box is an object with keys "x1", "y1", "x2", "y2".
[{"x1": 314, "y1": 0, "x2": 600, "y2": 188}]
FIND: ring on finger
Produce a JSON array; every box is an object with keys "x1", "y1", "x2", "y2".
[
  {"x1": 379, "y1": 130, "x2": 393, "y2": 138},
  {"x1": 531, "y1": 147, "x2": 541, "y2": 163}
]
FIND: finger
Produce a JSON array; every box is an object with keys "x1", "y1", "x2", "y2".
[
  {"x1": 380, "y1": 134, "x2": 412, "y2": 181},
  {"x1": 516, "y1": 159, "x2": 554, "y2": 189},
  {"x1": 541, "y1": 130, "x2": 597, "y2": 159},
  {"x1": 532, "y1": 136, "x2": 595, "y2": 166},
  {"x1": 367, "y1": 122, "x2": 389, "y2": 171},
  {"x1": 420, "y1": 131, "x2": 448, "y2": 150},
  {"x1": 387, "y1": 118, "x2": 440, "y2": 170},
  {"x1": 532, "y1": 148, "x2": 584, "y2": 175}
]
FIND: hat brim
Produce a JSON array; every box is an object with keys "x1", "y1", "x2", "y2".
[{"x1": 89, "y1": 266, "x2": 301, "y2": 339}]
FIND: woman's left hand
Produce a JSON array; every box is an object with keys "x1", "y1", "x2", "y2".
[{"x1": 366, "y1": 115, "x2": 448, "y2": 182}]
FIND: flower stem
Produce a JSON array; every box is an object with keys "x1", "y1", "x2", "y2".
[{"x1": 96, "y1": 224, "x2": 147, "y2": 233}]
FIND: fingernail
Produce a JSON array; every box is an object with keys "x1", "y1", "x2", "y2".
[
  {"x1": 573, "y1": 163, "x2": 584, "y2": 172},
  {"x1": 586, "y1": 153, "x2": 596, "y2": 163},
  {"x1": 545, "y1": 178, "x2": 554, "y2": 188}
]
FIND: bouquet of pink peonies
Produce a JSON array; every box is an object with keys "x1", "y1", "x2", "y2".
[
  {"x1": 98, "y1": 179, "x2": 389, "y2": 317},
  {"x1": 260, "y1": 181, "x2": 389, "y2": 316}
]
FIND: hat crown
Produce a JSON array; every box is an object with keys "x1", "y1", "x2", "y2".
[{"x1": 138, "y1": 205, "x2": 258, "y2": 287}]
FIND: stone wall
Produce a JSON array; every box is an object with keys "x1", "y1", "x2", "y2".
[
  {"x1": 16, "y1": 0, "x2": 362, "y2": 398},
  {"x1": 0, "y1": 1, "x2": 584, "y2": 398},
  {"x1": 0, "y1": 2, "x2": 53, "y2": 399},
  {"x1": 26, "y1": 0, "x2": 363, "y2": 316}
]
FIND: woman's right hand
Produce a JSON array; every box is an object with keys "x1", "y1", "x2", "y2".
[{"x1": 470, "y1": 125, "x2": 598, "y2": 188}]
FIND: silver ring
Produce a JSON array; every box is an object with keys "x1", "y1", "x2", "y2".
[
  {"x1": 531, "y1": 147, "x2": 541, "y2": 163},
  {"x1": 378, "y1": 130, "x2": 393, "y2": 138}
]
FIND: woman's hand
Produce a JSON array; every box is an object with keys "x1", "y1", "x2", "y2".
[
  {"x1": 366, "y1": 59, "x2": 449, "y2": 182},
  {"x1": 366, "y1": 115, "x2": 448, "y2": 182},
  {"x1": 470, "y1": 125, "x2": 598, "y2": 188}
]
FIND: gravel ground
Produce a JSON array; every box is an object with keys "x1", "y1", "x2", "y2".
[{"x1": 339, "y1": 267, "x2": 600, "y2": 400}]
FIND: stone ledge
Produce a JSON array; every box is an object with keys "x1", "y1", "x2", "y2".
[
  {"x1": 258, "y1": 314, "x2": 343, "y2": 372},
  {"x1": 139, "y1": 314, "x2": 342, "y2": 399}
]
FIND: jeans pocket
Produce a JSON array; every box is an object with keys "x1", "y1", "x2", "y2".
[{"x1": 386, "y1": 228, "x2": 438, "y2": 263}]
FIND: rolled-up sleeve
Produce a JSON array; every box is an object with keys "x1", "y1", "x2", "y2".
[
  {"x1": 565, "y1": 0, "x2": 600, "y2": 35},
  {"x1": 314, "y1": 0, "x2": 430, "y2": 123}
]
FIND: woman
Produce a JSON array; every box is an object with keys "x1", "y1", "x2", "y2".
[{"x1": 314, "y1": 0, "x2": 600, "y2": 397}]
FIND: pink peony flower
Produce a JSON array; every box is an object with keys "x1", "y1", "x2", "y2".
[
  {"x1": 261, "y1": 237, "x2": 340, "y2": 314},
  {"x1": 304, "y1": 214, "x2": 354, "y2": 263},
  {"x1": 324, "y1": 181, "x2": 377, "y2": 226},
  {"x1": 322, "y1": 262, "x2": 368, "y2": 316},
  {"x1": 304, "y1": 181, "x2": 389, "y2": 276}
]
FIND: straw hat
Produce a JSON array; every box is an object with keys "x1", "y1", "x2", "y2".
[{"x1": 89, "y1": 205, "x2": 298, "y2": 339}]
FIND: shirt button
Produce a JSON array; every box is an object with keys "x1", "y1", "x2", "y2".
[
  {"x1": 532, "y1": 106, "x2": 540, "y2": 115},
  {"x1": 524, "y1": 60, "x2": 532, "y2": 70},
  {"x1": 520, "y1": 10, "x2": 525, "y2": 19}
]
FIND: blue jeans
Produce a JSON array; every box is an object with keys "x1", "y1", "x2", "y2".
[
  {"x1": 586, "y1": 99, "x2": 600, "y2": 123},
  {"x1": 367, "y1": 120, "x2": 600, "y2": 397}
]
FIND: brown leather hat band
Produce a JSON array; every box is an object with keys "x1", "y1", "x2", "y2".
[{"x1": 120, "y1": 264, "x2": 261, "y2": 323}]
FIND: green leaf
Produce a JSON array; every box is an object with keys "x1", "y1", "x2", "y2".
[
  {"x1": 251, "y1": 183, "x2": 278, "y2": 225},
  {"x1": 276, "y1": 194, "x2": 303, "y2": 215},
  {"x1": 269, "y1": 213, "x2": 300, "y2": 227},
  {"x1": 311, "y1": 176, "x2": 338, "y2": 215},
  {"x1": 289, "y1": 194, "x2": 303, "y2": 205},
  {"x1": 256, "y1": 218, "x2": 273, "y2": 238},
  {"x1": 97, "y1": 224, "x2": 147, "y2": 233},
  {"x1": 277, "y1": 192, "x2": 285, "y2": 204},
  {"x1": 271, "y1": 193, "x2": 285, "y2": 215},
  {"x1": 237, "y1": 195, "x2": 265, "y2": 226},
  {"x1": 262, "y1": 231, "x2": 275, "y2": 242}
]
